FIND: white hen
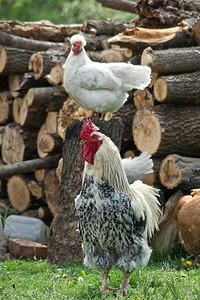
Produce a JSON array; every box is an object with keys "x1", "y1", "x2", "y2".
[{"x1": 63, "y1": 34, "x2": 151, "y2": 114}]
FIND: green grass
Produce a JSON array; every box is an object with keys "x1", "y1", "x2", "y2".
[{"x1": 0, "y1": 254, "x2": 199, "y2": 299}]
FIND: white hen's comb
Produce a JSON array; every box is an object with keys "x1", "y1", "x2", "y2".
[{"x1": 70, "y1": 34, "x2": 86, "y2": 47}]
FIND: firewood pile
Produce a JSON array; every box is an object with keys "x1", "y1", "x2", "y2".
[{"x1": 0, "y1": 0, "x2": 200, "y2": 246}]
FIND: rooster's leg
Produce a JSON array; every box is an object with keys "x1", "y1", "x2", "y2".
[
  {"x1": 100, "y1": 271, "x2": 119, "y2": 293},
  {"x1": 120, "y1": 273, "x2": 130, "y2": 296},
  {"x1": 100, "y1": 271, "x2": 109, "y2": 293}
]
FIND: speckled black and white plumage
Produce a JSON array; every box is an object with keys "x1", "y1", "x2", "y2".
[{"x1": 75, "y1": 174, "x2": 152, "y2": 274}]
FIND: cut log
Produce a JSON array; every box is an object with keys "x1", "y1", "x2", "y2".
[
  {"x1": 44, "y1": 169, "x2": 59, "y2": 216},
  {"x1": 46, "y1": 112, "x2": 58, "y2": 133},
  {"x1": 0, "y1": 92, "x2": 10, "y2": 124},
  {"x1": 1, "y1": 123, "x2": 38, "y2": 164},
  {"x1": 47, "y1": 92, "x2": 67, "y2": 112},
  {"x1": 153, "y1": 72, "x2": 200, "y2": 104},
  {"x1": 7, "y1": 175, "x2": 31, "y2": 211},
  {"x1": 38, "y1": 206, "x2": 53, "y2": 221},
  {"x1": 7, "y1": 175, "x2": 45, "y2": 212},
  {"x1": 29, "y1": 52, "x2": 66, "y2": 80},
  {"x1": 21, "y1": 209, "x2": 39, "y2": 218},
  {"x1": 96, "y1": 0, "x2": 137, "y2": 13},
  {"x1": 38, "y1": 133, "x2": 63, "y2": 154},
  {"x1": 13, "y1": 87, "x2": 61, "y2": 128},
  {"x1": 0, "y1": 20, "x2": 82, "y2": 42},
  {"x1": 0, "y1": 154, "x2": 61, "y2": 178},
  {"x1": 12, "y1": 72, "x2": 51, "y2": 97},
  {"x1": 159, "y1": 154, "x2": 200, "y2": 191},
  {"x1": 83, "y1": 19, "x2": 135, "y2": 35},
  {"x1": 27, "y1": 180, "x2": 43, "y2": 199},
  {"x1": 151, "y1": 190, "x2": 184, "y2": 256},
  {"x1": 34, "y1": 170, "x2": 45, "y2": 183},
  {"x1": 0, "y1": 126, "x2": 4, "y2": 145},
  {"x1": 133, "y1": 89, "x2": 155, "y2": 109},
  {"x1": 113, "y1": 99, "x2": 136, "y2": 141},
  {"x1": 8, "y1": 75, "x2": 24, "y2": 98},
  {"x1": 132, "y1": 105, "x2": 200, "y2": 157},
  {"x1": 108, "y1": 19, "x2": 197, "y2": 53},
  {"x1": 45, "y1": 61, "x2": 65, "y2": 90},
  {"x1": 0, "y1": 30, "x2": 66, "y2": 52},
  {"x1": 0, "y1": 47, "x2": 34, "y2": 75},
  {"x1": 141, "y1": 46, "x2": 200, "y2": 75},
  {"x1": 136, "y1": 0, "x2": 200, "y2": 28},
  {"x1": 88, "y1": 48, "x2": 132, "y2": 63},
  {"x1": 37, "y1": 123, "x2": 48, "y2": 158},
  {"x1": 48, "y1": 118, "x2": 124, "y2": 265},
  {"x1": 57, "y1": 97, "x2": 92, "y2": 140}
]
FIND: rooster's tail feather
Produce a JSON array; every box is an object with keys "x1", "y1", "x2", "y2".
[{"x1": 129, "y1": 180, "x2": 161, "y2": 240}]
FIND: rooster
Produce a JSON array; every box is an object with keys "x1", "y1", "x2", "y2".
[
  {"x1": 63, "y1": 34, "x2": 151, "y2": 118},
  {"x1": 174, "y1": 189, "x2": 200, "y2": 267},
  {"x1": 75, "y1": 118, "x2": 161, "y2": 295}
]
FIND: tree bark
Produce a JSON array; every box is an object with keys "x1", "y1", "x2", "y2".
[
  {"x1": 132, "y1": 105, "x2": 200, "y2": 157},
  {"x1": 0, "y1": 20, "x2": 82, "y2": 42},
  {"x1": 83, "y1": 19, "x2": 135, "y2": 36},
  {"x1": 48, "y1": 118, "x2": 124, "y2": 265},
  {"x1": 96, "y1": 0, "x2": 137, "y2": 13},
  {"x1": 159, "y1": 154, "x2": 200, "y2": 191},
  {"x1": 153, "y1": 72, "x2": 200, "y2": 104},
  {"x1": 136, "y1": 0, "x2": 200, "y2": 28},
  {"x1": 0, "y1": 47, "x2": 34, "y2": 75},
  {"x1": 0, "y1": 154, "x2": 61, "y2": 179},
  {"x1": 0, "y1": 30, "x2": 65, "y2": 52},
  {"x1": 141, "y1": 46, "x2": 200, "y2": 75}
]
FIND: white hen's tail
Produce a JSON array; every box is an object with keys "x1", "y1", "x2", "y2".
[
  {"x1": 129, "y1": 180, "x2": 161, "y2": 240},
  {"x1": 122, "y1": 152, "x2": 153, "y2": 184},
  {"x1": 126, "y1": 65, "x2": 151, "y2": 90}
]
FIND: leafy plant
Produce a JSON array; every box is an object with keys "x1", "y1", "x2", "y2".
[{"x1": 0, "y1": 0, "x2": 136, "y2": 24}]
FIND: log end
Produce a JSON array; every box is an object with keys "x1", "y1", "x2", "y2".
[
  {"x1": 0, "y1": 48, "x2": 6, "y2": 74},
  {"x1": 154, "y1": 78, "x2": 167, "y2": 102},
  {"x1": 159, "y1": 155, "x2": 182, "y2": 189},
  {"x1": 0, "y1": 92, "x2": 9, "y2": 124},
  {"x1": 132, "y1": 109, "x2": 161, "y2": 155},
  {"x1": 7, "y1": 176, "x2": 30, "y2": 211},
  {"x1": 141, "y1": 46, "x2": 154, "y2": 67}
]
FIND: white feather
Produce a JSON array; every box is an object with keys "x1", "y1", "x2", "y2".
[{"x1": 122, "y1": 151, "x2": 153, "y2": 184}]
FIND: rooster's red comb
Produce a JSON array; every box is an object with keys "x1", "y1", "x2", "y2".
[{"x1": 81, "y1": 118, "x2": 99, "y2": 140}]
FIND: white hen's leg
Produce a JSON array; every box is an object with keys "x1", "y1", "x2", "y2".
[{"x1": 120, "y1": 273, "x2": 130, "y2": 296}]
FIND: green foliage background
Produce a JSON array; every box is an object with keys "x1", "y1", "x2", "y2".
[{"x1": 0, "y1": 0, "x2": 136, "y2": 24}]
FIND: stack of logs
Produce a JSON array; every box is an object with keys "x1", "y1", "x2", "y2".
[{"x1": 0, "y1": 16, "x2": 200, "y2": 250}]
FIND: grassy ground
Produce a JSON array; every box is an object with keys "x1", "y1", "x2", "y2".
[{"x1": 0, "y1": 253, "x2": 199, "y2": 299}]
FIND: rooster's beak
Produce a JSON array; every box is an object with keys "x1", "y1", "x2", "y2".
[{"x1": 80, "y1": 140, "x2": 86, "y2": 145}]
